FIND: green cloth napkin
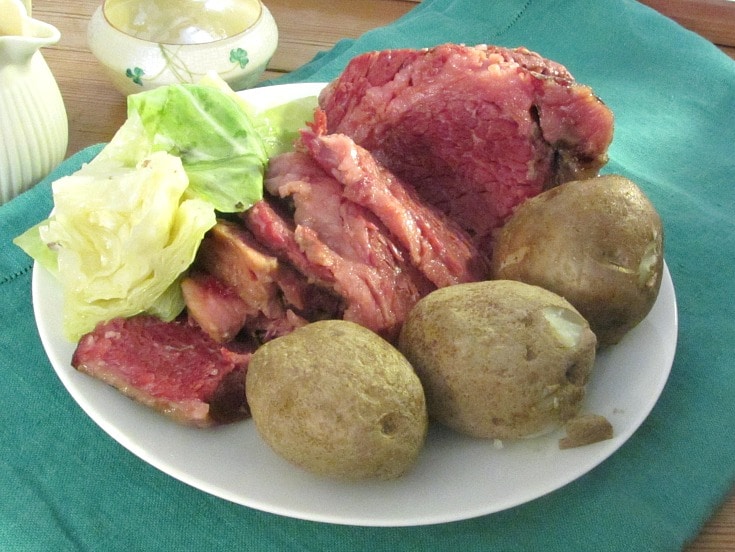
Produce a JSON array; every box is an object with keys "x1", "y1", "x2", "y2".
[{"x1": 2, "y1": 0, "x2": 734, "y2": 550}]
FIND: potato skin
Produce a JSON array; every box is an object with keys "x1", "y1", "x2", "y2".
[
  {"x1": 246, "y1": 320, "x2": 428, "y2": 480},
  {"x1": 398, "y1": 280, "x2": 597, "y2": 440},
  {"x1": 491, "y1": 174, "x2": 664, "y2": 347}
]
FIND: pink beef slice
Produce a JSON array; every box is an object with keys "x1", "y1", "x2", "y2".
[
  {"x1": 245, "y1": 154, "x2": 434, "y2": 342},
  {"x1": 299, "y1": 111, "x2": 490, "y2": 287},
  {"x1": 181, "y1": 271, "x2": 254, "y2": 343},
  {"x1": 318, "y1": 44, "x2": 615, "y2": 256},
  {"x1": 71, "y1": 315, "x2": 252, "y2": 427}
]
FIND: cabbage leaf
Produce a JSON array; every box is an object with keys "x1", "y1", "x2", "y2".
[
  {"x1": 197, "y1": 73, "x2": 318, "y2": 157},
  {"x1": 94, "y1": 82, "x2": 268, "y2": 213},
  {"x1": 255, "y1": 95, "x2": 319, "y2": 157},
  {"x1": 16, "y1": 152, "x2": 216, "y2": 341}
]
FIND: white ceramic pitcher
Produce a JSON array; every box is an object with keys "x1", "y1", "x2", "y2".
[{"x1": 0, "y1": 0, "x2": 68, "y2": 204}]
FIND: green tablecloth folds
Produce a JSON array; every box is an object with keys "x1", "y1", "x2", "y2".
[{"x1": 2, "y1": 0, "x2": 734, "y2": 549}]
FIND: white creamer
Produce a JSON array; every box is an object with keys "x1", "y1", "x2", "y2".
[{"x1": 0, "y1": 0, "x2": 68, "y2": 204}]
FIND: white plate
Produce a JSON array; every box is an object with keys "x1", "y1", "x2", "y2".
[{"x1": 32, "y1": 82, "x2": 678, "y2": 527}]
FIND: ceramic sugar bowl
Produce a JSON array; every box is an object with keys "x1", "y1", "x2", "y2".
[
  {"x1": 87, "y1": 0, "x2": 279, "y2": 96},
  {"x1": 0, "y1": 0, "x2": 69, "y2": 204}
]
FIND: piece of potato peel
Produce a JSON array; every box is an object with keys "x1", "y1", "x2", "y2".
[{"x1": 559, "y1": 413, "x2": 613, "y2": 449}]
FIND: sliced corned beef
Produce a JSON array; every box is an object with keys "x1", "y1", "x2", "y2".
[
  {"x1": 245, "y1": 154, "x2": 434, "y2": 341},
  {"x1": 243, "y1": 198, "x2": 329, "y2": 281},
  {"x1": 318, "y1": 43, "x2": 615, "y2": 256},
  {"x1": 299, "y1": 111, "x2": 490, "y2": 287},
  {"x1": 71, "y1": 315, "x2": 252, "y2": 427}
]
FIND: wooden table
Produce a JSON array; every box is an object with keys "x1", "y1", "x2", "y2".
[{"x1": 29, "y1": 1, "x2": 735, "y2": 549}]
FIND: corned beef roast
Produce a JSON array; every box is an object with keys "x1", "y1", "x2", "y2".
[
  {"x1": 318, "y1": 44, "x2": 615, "y2": 256},
  {"x1": 71, "y1": 43, "x2": 614, "y2": 426}
]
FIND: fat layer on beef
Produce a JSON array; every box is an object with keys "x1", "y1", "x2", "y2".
[
  {"x1": 318, "y1": 44, "x2": 615, "y2": 256},
  {"x1": 184, "y1": 220, "x2": 339, "y2": 343},
  {"x1": 71, "y1": 315, "x2": 252, "y2": 427},
  {"x1": 194, "y1": 221, "x2": 288, "y2": 321}
]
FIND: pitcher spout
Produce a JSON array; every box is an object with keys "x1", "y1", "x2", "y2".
[{"x1": 0, "y1": 0, "x2": 60, "y2": 63}]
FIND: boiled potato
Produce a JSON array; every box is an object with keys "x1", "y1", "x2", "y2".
[
  {"x1": 398, "y1": 280, "x2": 597, "y2": 440},
  {"x1": 491, "y1": 174, "x2": 664, "y2": 347},
  {"x1": 246, "y1": 320, "x2": 427, "y2": 480}
]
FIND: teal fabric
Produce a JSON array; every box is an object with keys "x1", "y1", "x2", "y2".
[{"x1": 2, "y1": 0, "x2": 734, "y2": 550}]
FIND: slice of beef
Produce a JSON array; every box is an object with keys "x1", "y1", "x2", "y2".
[
  {"x1": 245, "y1": 156, "x2": 434, "y2": 341},
  {"x1": 181, "y1": 271, "x2": 250, "y2": 343},
  {"x1": 189, "y1": 219, "x2": 341, "y2": 343},
  {"x1": 195, "y1": 220, "x2": 287, "y2": 321},
  {"x1": 318, "y1": 43, "x2": 615, "y2": 256},
  {"x1": 243, "y1": 198, "x2": 332, "y2": 282},
  {"x1": 72, "y1": 315, "x2": 252, "y2": 427},
  {"x1": 299, "y1": 111, "x2": 490, "y2": 287}
]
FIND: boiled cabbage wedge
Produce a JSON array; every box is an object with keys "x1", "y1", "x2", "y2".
[
  {"x1": 14, "y1": 78, "x2": 318, "y2": 341},
  {"x1": 16, "y1": 153, "x2": 216, "y2": 341}
]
